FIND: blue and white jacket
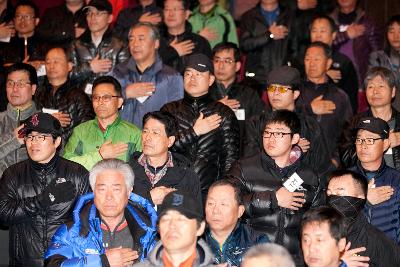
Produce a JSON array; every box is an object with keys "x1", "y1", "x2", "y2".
[{"x1": 44, "y1": 193, "x2": 158, "y2": 266}]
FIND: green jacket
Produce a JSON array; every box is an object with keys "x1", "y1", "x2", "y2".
[
  {"x1": 188, "y1": 4, "x2": 238, "y2": 48},
  {"x1": 63, "y1": 116, "x2": 142, "y2": 170}
]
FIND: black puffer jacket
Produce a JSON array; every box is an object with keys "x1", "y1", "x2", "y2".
[
  {"x1": 70, "y1": 28, "x2": 130, "y2": 86},
  {"x1": 227, "y1": 152, "x2": 320, "y2": 265},
  {"x1": 35, "y1": 78, "x2": 95, "y2": 142},
  {"x1": 0, "y1": 155, "x2": 90, "y2": 267},
  {"x1": 240, "y1": 4, "x2": 294, "y2": 84},
  {"x1": 339, "y1": 107, "x2": 400, "y2": 169},
  {"x1": 161, "y1": 93, "x2": 240, "y2": 196}
]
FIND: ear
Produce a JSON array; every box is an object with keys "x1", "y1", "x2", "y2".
[
  {"x1": 208, "y1": 74, "x2": 215, "y2": 86},
  {"x1": 167, "y1": 135, "x2": 176, "y2": 147},
  {"x1": 196, "y1": 221, "x2": 206, "y2": 237},
  {"x1": 35, "y1": 18, "x2": 40, "y2": 26},
  {"x1": 238, "y1": 204, "x2": 245, "y2": 218},
  {"x1": 392, "y1": 86, "x2": 396, "y2": 99},
  {"x1": 54, "y1": 136, "x2": 62, "y2": 149},
  {"x1": 332, "y1": 31, "x2": 337, "y2": 42},
  {"x1": 107, "y1": 14, "x2": 114, "y2": 24},
  {"x1": 235, "y1": 61, "x2": 241, "y2": 73},
  {"x1": 154, "y1": 39, "x2": 160, "y2": 50},
  {"x1": 31, "y1": 84, "x2": 37, "y2": 96},
  {"x1": 291, "y1": 133, "x2": 300, "y2": 145},
  {"x1": 293, "y1": 90, "x2": 300, "y2": 100},
  {"x1": 117, "y1": 97, "x2": 124, "y2": 109},
  {"x1": 67, "y1": 62, "x2": 73, "y2": 72},
  {"x1": 184, "y1": 10, "x2": 190, "y2": 20},
  {"x1": 383, "y1": 138, "x2": 390, "y2": 152},
  {"x1": 326, "y1": 58, "x2": 333, "y2": 70},
  {"x1": 338, "y1": 237, "x2": 346, "y2": 252}
]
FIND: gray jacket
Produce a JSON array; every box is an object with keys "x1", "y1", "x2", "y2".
[
  {"x1": 0, "y1": 103, "x2": 37, "y2": 176},
  {"x1": 133, "y1": 239, "x2": 216, "y2": 267}
]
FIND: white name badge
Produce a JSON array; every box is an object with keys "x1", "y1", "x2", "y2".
[
  {"x1": 136, "y1": 95, "x2": 149, "y2": 103},
  {"x1": 283, "y1": 172, "x2": 304, "y2": 192},
  {"x1": 42, "y1": 108, "x2": 59, "y2": 114},
  {"x1": 234, "y1": 109, "x2": 245, "y2": 120},
  {"x1": 386, "y1": 147, "x2": 393, "y2": 155},
  {"x1": 36, "y1": 64, "x2": 46, "y2": 77},
  {"x1": 84, "y1": 83, "x2": 93, "y2": 95},
  {"x1": 339, "y1": 25, "x2": 349, "y2": 32}
]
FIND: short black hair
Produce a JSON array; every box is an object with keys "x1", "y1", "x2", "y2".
[
  {"x1": 142, "y1": 111, "x2": 177, "y2": 137},
  {"x1": 92, "y1": 76, "x2": 122, "y2": 96},
  {"x1": 212, "y1": 42, "x2": 241, "y2": 62},
  {"x1": 162, "y1": 0, "x2": 190, "y2": 10},
  {"x1": 301, "y1": 206, "x2": 347, "y2": 243},
  {"x1": 328, "y1": 169, "x2": 368, "y2": 198},
  {"x1": 264, "y1": 110, "x2": 301, "y2": 135},
  {"x1": 307, "y1": 41, "x2": 332, "y2": 59},
  {"x1": 208, "y1": 177, "x2": 243, "y2": 205},
  {"x1": 311, "y1": 15, "x2": 338, "y2": 33},
  {"x1": 6, "y1": 63, "x2": 38, "y2": 85},
  {"x1": 364, "y1": 66, "x2": 397, "y2": 90},
  {"x1": 14, "y1": 0, "x2": 39, "y2": 18}
]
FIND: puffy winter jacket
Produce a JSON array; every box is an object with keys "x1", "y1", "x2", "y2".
[
  {"x1": 113, "y1": 55, "x2": 184, "y2": 128},
  {"x1": 0, "y1": 155, "x2": 90, "y2": 267},
  {"x1": 45, "y1": 192, "x2": 158, "y2": 266},
  {"x1": 161, "y1": 93, "x2": 240, "y2": 197},
  {"x1": 35, "y1": 78, "x2": 94, "y2": 142},
  {"x1": 70, "y1": 28, "x2": 130, "y2": 86},
  {"x1": 227, "y1": 152, "x2": 321, "y2": 265},
  {"x1": 205, "y1": 222, "x2": 269, "y2": 266},
  {"x1": 0, "y1": 103, "x2": 37, "y2": 176}
]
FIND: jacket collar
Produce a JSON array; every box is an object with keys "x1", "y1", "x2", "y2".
[
  {"x1": 162, "y1": 22, "x2": 194, "y2": 41},
  {"x1": 355, "y1": 159, "x2": 387, "y2": 180},
  {"x1": 126, "y1": 54, "x2": 163, "y2": 76},
  {"x1": 260, "y1": 150, "x2": 302, "y2": 179},
  {"x1": 42, "y1": 78, "x2": 74, "y2": 97},
  {"x1": 183, "y1": 92, "x2": 213, "y2": 108},
  {"x1": 29, "y1": 153, "x2": 59, "y2": 173},
  {"x1": 6, "y1": 102, "x2": 37, "y2": 121},
  {"x1": 80, "y1": 27, "x2": 113, "y2": 45},
  {"x1": 94, "y1": 114, "x2": 122, "y2": 130}
]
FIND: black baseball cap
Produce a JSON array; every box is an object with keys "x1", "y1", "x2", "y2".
[
  {"x1": 356, "y1": 117, "x2": 389, "y2": 139},
  {"x1": 185, "y1": 53, "x2": 213, "y2": 74},
  {"x1": 84, "y1": 0, "x2": 113, "y2": 13},
  {"x1": 19, "y1": 112, "x2": 62, "y2": 137},
  {"x1": 267, "y1": 66, "x2": 301, "y2": 89},
  {"x1": 158, "y1": 191, "x2": 203, "y2": 221}
]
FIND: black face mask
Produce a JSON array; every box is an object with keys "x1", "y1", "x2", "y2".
[{"x1": 327, "y1": 195, "x2": 366, "y2": 222}]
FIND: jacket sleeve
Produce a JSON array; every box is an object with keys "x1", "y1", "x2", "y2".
[
  {"x1": 218, "y1": 108, "x2": 240, "y2": 176},
  {"x1": 45, "y1": 224, "x2": 108, "y2": 267},
  {"x1": 70, "y1": 40, "x2": 93, "y2": 84},
  {"x1": 116, "y1": 44, "x2": 130, "y2": 65},
  {"x1": 63, "y1": 129, "x2": 102, "y2": 171},
  {"x1": 240, "y1": 14, "x2": 272, "y2": 52},
  {"x1": 226, "y1": 13, "x2": 239, "y2": 45},
  {"x1": 242, "y1": 115, "x2": 266, "y2": 157},
  {"x1": 167, "y1": 74, "x2": 184, "y2": 102},
  {"x1": 0, "y1": 132, "x2": 21, "y2": 161}
]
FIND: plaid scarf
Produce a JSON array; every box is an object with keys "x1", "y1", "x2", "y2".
[{"x1": 138, "y1": 152, "x2": 174, "y2": 187}]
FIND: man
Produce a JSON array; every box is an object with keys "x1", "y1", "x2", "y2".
[
  {"x1": 134, "y1": 191, "x2": 216, "y2": 267},
  {"x1": 35, "y1": 47, "x2": 94, "y2": 142},
  {"x1": 241, "y1": 243, "x2": 295, "y2": 267},
  {"x1": 70, "y1": 0, "x2": 129, "y2": 90},
  {"x1": 161, "y1": 53, "x2": 239, "y2": 197},
  {"x1": 45, "y1": 159, "x2": 158, "y2": 265},
  {"x1": 210, "y1": 42, "x2": 266, "y2": 155},
  {"x1": 347, "y1": 117, "x2": 400, "y2": 244},
  {"x1": 0, "y1": 63, "x2": 37, "y2": 176},
  {"x1": 301, "y1": 206, "x2": 369, "y2": 267},
  {"x1": 205, "y1": 179, "x2": 269, "y2": 266},
  {"x1": 341, "y1": 67, "x2": 400, "y2": 170},
  {"x1": 240, "y1": 0, "x2": 293, "y2": 92},
  {"x1": 113, "y1": 22, "x2": 184, "y2": 128},
  {"x1": 0, "y1": 112, "x2": 90, "y2": 266},
  {"x1": 114, "y1": 0, "x2": 162, "y2": 41},
  {"x1": 228, "y1": 110, "x2": 320, "y2": 265},
  {"x1": 188, "y1": 0, "x2": 238, "y2": 48},
  {"x1": 243, "y1": 65, "x2": 332, "y2": 180},
  {"x1": 296, "y1": 41, "x2": 353, "y2": 165},
  {"x1": 130, "y1": 111, "x2": 201, "y2": 206},
  {"x1": 310, "y1": 15, "x2": 359, "y2": 112},
  {"x1": 159, "y1": 0, "x2": 212, "y2": 74},
  {"x1": 327, "y1": 169, "x2": 400, "y2": 266},
  {"x1": 36, "y1": 0, "x2": 87, "y2": 47},
  {"x1": 64, "y1": 76, "x2": 142, "y2": 170},
  {"x1": 0, "y1": 0, "x2": 46, "y2": 65}
]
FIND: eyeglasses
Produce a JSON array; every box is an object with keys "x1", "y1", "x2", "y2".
[
  {"x1": 213, "y1": 57, "x2": 235, "y2": 64},
  {"x1": 15, "y1": 14, "x2": 35, "y2": 21},
  {"x1": 92, "y1": 94, "x2": 120, "y2": 102},
  {"x1": 24, "y1": 134, "x2": 52, "y2": 142},
  {"x1": 6, "y1": 80, "x2": 31, "y2": 89},
  {"x1": 163, "y1": 7, "x2": 185, "y2": 13},
  {"x1": 267, "y1": 85, "x2": 293, "y2": 94},
  {"x1": 355, "y1": 137, "x2": 383, "y2": 145},
  {"x1": 263, "y1": 131, "x2": 292, "y2": 138},
  {"x1": 86, "y1": 11, "x2": 109, "y2": 18}
]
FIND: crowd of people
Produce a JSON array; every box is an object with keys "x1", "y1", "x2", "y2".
[{"x1": 0, "y1": 0, "x2": 400, "y2": 266}]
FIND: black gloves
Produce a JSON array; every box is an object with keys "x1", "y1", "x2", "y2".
[{"x1": 38, "y1": 178, "x2": 76, "y2": 208}]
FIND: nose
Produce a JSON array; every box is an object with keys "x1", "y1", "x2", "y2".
[{"x1": 105, "y1": 189, "x2": 113, "y2": 200}]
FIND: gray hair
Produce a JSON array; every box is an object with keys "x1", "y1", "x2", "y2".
[
  {"x1": 128, "y1": 22, "x2": 160, "y2": 41},
  {"x1": 364, "y1": 66, "x2": 397, "y2": 90},
  {"x1": 242, "y1": 244, "x2": 295, "y2": 267},
  {"x1": 89, "y1": 159, "x2": 135, "y2": 191}
]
